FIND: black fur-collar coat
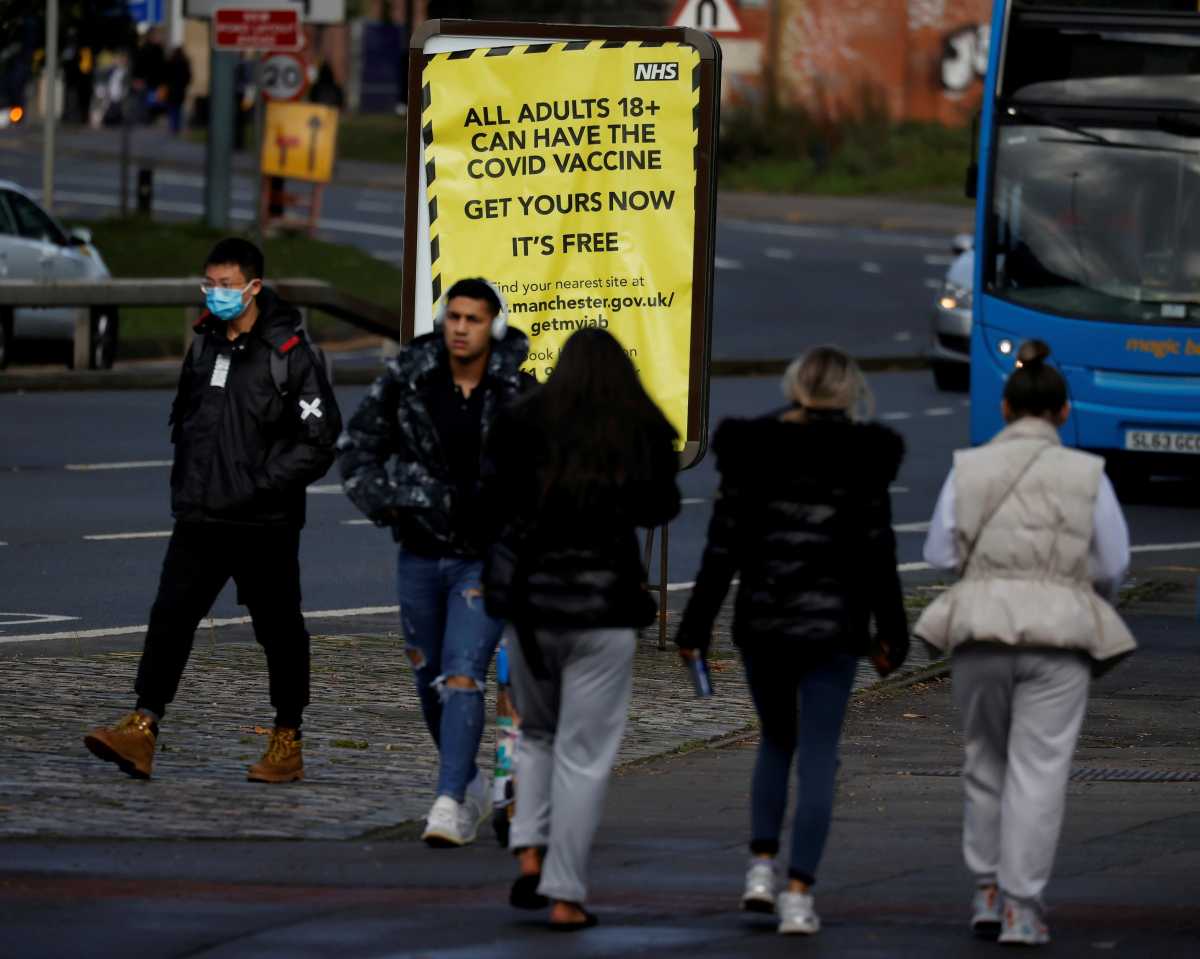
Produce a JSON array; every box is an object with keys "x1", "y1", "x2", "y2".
[{"x1": 676, "y1": 410, "x2": 909, "y2": 660}]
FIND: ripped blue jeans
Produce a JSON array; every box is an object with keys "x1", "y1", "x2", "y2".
[{"x1": 396, "y1": 549, "x2": 505, "y2": 801}]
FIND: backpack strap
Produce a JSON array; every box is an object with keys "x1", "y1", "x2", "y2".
[{"x1": 270, "y1": 330, "x2": 304, "y2": 397}]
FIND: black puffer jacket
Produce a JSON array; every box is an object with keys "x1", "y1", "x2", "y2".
[
  {"x1": 676, "y1": 410, "x2": 908, "y2": 659},
  {"x1": 483, "y1": 398, "x2": 681, "y2": 628},
  {"x1": 337, "y1": 328, "x2": 531, "y2": 557},
  {"x1": 169, "y1": 289, "x2": 341, "y2": 527}
]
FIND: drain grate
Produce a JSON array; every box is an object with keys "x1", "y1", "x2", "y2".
[{"x1": 903, "y1": 767, "x2": 1200, "y2": 783}]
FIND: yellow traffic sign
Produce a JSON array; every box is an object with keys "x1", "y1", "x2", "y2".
[{"x1": 261, "y1": 102, "x2": 339, "y2": 183}]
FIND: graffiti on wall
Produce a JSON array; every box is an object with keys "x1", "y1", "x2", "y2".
[
  {"x1": 781, "y1": 0, "x2": 886, "y2": 115},
  {"x1": 941, "y1": 23, "x2": 990, "y2": 92}
]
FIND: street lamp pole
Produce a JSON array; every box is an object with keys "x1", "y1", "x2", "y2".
[{"x1": 43, "y1": 0, "x2": 59, "y2": 212}]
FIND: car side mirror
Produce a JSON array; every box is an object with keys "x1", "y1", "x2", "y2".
[
  {"x1": 68, "y1": 227, "x2": 93, "y2": 246},
  {"x1": 952, "y1": 233, "x2": 974, "y2": 255}
]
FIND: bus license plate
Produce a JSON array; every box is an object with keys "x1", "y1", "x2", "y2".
[{"x1": 1124, "y1": 430, "x2": 1200, "y2": 455}]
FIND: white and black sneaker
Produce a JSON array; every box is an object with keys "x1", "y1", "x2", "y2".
[
  {"x1": 777, "y1": 890, "x2": 820, "y2": 935},
  {"x1": 457, "y1": 770, "x2": 493, "y2": 844},
  {"x1": 741, "y1": 858, "x2": 779, "y2": 914},
  {"x1": 971, "y1": 885, "x2": 1003, "y2": 939},
  {"x1": 422, "y1": 795, "x2": 467, "y2": 847}
]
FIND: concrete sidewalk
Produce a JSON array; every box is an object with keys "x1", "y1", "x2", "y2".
[{"x1": 0, "y1": 568, "x2": 1196, "y2": 956}]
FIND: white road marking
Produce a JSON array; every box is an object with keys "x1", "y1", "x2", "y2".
[
  {"x1": 924, "y1": 407, "x2": 955, "y2": 417},
  {"x1": 924, "y1": 278, "x2": 943, "y2": 289},
  {"x1": 924, "y1": 253, "x2": 955, "y2": 266},
  {"x1": 714, "y1": 256, "x2": 743, "y2": 271},
  {"x1": 0, "y1": 612, "x2": 79, "y2": 628},
  {"x1": 722, "y1": 219, "x2": 950, "y2": 251},
  {"x1": 342, "y1": 519, "x2": 373, "y2": 525},
  {"x1": 355, "y1": 200, "x2": 397, "y2": 214},
  {"x1": 894, "y1": 522, "x2": 931, "y2": 533},
  {"x1": 681, "y1": 497, "x2": 707, "y2": 505},
  {"x1": 0, "y1": 605, "x2": 402, "y2": 646},
  {"x1": 308, "y1": 484, "x2": 343, "y2": 494},
  {"x1": 898, "y1": 562, "x2": 933, "y2": 573},
  {"x1": 881, "y1": 411, "x2": 912, "y2": 421},
  {"x1": 66, "y1": 460, "x2": 172, "y2": 471},
  {"x1": 890, "y1": 485, "x2": 910, "y2": 494},
  {"x1": 893, "y1": 331, "x2": 913, "y2": 342},
  {"x1": 83, "y1": 531, "x2": 172, "y2": 541},
  {"x1": 764, "y1": 247, "x2": 795, "y2": 260},
  {"x1": 1131, "y1": 541, "x2": 1200, "y2": 554},
  {"x1": 860, "y1": 261, "x2": 883, "y2": 274}
]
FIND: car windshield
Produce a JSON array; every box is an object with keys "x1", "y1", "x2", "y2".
[{"x1": 989, "y1": 119, "x2": 1200, "y2": 326}]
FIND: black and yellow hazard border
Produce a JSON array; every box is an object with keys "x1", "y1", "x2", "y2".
[{"x1": 401, "y1": 19, "x2": 722, "y2": 471}]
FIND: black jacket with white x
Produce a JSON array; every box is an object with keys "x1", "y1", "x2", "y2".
[{"x1": 168, "y1": 288, "x2": 342, "y2": 528}]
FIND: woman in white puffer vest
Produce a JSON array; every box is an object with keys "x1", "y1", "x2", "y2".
[{"x1": 916, "y1": 339, "x2": 1135, "y2": 947}]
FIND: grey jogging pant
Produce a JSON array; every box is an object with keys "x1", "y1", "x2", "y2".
[
  {"x1": 952, "y1": 645, "x2": 1091, "y2": 904},
  {"x1": 508, "y1": 626, "x2": 637, "y2": 905}
]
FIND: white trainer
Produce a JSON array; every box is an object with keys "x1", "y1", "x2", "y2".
[
  {"x1": 458, "y1": 770, "x2": 493, "y2": 844},
  {"x1": 422, "y1": 795, "x2": 467, "y2": 847},
  {"x1": 971, "y1": 885, "x2": 1003, "y2": 939},
  {"x1": 998, "y1": 898, "x2": 1050, "y2": 946},
  {"x1": 776, "y1": 890, "x2": 820, "y2": 935},
  {"x1": 741, "y1": 858, "x2": 778, "y2": 914}
]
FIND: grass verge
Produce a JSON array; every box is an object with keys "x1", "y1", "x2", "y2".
[{"x1": 87, "y1": 217, "x2": 401, "y2": 358}]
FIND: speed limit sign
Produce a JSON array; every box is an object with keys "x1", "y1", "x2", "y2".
[{"x1": 261, "y1": 52, "x2": 309, "y2": 102}]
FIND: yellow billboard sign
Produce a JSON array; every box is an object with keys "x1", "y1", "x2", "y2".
[
  {"x1": 420, "y1": 39, "x2": 705, "y2": 445},
  {"x1": 261, "y1": 102, "x2": 338, "y2": 183}
]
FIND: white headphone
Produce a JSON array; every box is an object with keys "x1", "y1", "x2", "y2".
[{"x1": 433, "y1": 278, "x2": 509, "y2": 339}]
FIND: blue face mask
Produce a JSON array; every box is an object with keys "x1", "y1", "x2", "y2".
[{"x1": 204, "y1": 282, "x2": 254, "y2": 322}]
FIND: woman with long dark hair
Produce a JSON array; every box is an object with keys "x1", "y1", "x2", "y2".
[
  {"x1": 675, "y1": 346, "x2": 909, "y2": 936},
  {"x1": 484, "y1": 328, "x2": 680, "y2": 931}
]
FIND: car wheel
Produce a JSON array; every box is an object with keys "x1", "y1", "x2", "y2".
[
  {"x1": 90, "y1": 307, "x2": 119, "y2": 370},
  {"x1": 0, "y1": 309, "x2": 11, "y2": 370},
  {"x1": 932, "y1": 361, "x2": 969, "y2": 392}
]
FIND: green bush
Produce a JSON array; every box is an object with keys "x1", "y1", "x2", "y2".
[{"x1": 718, "y1": 94, "x2": 973, "y2": 201}]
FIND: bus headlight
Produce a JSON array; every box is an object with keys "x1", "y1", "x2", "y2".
[{"x1": 998, "y1": 338, "x2": 1014, "y2": 356}]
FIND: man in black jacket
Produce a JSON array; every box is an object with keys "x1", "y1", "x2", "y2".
[
  {"x1": 339, "y1": 277, "x2": 531, "y2": 847},
  {"x1": 85, "y1": 238, "x2": 341, "y2": 784}
]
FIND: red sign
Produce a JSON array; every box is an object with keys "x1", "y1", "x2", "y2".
[{"x1": 213, "y1": 8, "x2": 302, "y2": 52}]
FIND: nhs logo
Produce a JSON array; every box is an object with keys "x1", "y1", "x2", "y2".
[{"x1": 634, "y1": 62, "x2": 679, "y2": 82}]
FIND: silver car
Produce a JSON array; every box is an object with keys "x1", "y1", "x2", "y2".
[
  {"x1": 929, "y1": 241, "x2": 973, "y2": 392},
  {"x1": 0, "y1": 180, "x2": 118, "y2": 369}
]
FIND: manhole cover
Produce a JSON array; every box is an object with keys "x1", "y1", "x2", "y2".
[{"x1": 902, "y1": 768, "x2": 1200, "y2": 783}]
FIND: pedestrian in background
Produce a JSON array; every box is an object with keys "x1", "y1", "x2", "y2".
[
  {"x1": 675, "y1": 346, "x2": 908, "y2": 936},
  {"x1": 485, "y1": 328, "x2": 680, "y2": 931},
  {"x1": 916, "y1": 339, "x2": 1135, "y2": 946},
  {"x1": 85, "y1": 238, "x2": 342, "y2": 783},
  {"x1": 165, "y1": 46, "x2": 192, "y2": 136},
  {"x1": 339, "y1": 278, "x2": 533, "y2": 848}
]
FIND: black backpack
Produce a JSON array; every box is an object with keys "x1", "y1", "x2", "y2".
[{"x1": 188, "y1": 322, "x2": 332, "y2": 397}]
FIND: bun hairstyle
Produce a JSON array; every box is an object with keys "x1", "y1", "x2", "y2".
[
  {"x1": 781, "y1": 345, "x2": 874, "y2": 422},
  {"x1": 1003, "y1": 339, "x2": 1068, "y2": 418},
  {"x1": 434, "y1": 277, "x2": 509, "y2": 339}
]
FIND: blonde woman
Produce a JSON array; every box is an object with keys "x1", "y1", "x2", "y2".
[{"x1": 676, "y1": 346, "x2": 909, "y2": 936}]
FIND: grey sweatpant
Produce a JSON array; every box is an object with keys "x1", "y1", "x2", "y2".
[
  {"x1": 508, "y1": 626, "x2": 637, "y2": 904},
  {"x1": 952, "y1": 645, "x2": 1091, "y2": 904}
]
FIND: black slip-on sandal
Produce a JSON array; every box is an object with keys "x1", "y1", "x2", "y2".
[{"x1": 510, "y1": 874, "x2": 549, "y2": 910}]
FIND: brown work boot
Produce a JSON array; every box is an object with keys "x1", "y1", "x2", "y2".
[
  {"x1": 247, "y1": 727, "x2": 304, "y2": 783},
  {"x1": 84, "y1": 711, "x2": 158, "y2": 779}
]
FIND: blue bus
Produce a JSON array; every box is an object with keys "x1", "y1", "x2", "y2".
[{"x1": 970, "y1": 0, "x2": 1200, "y2": 468}]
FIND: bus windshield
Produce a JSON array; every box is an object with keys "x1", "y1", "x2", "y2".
[
  {"x1": 990, "y1": 13, "x2": 1200, "y2": 325},
  {"x1": 990, "y1": 119, "x2": 1200, "y2": 326}
]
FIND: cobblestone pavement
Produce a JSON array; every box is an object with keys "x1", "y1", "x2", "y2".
[{"x1": 0, "y1": 606, "x2": 936, "y2": 841}]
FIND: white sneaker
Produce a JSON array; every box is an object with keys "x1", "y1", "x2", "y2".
[
  {"x1": 971, "y1": 885, "x2": 1003, "y2": 939},
  {"x1": 998, "y1": 898, "x2": 1050, "y2": 946},
  {"x1": 422, "y1": 795, "x2": 466, "y2": 847},
  {"x1": 776, "y1": 890, "x2": 820, "y2": 935},
  {"x1": 741, "y1": 858, "x2": 778, "y2": 913},
  {"x1": 457, "y1": 770, "x2": 492, "y2": 843}
]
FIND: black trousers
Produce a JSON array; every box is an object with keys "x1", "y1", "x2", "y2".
[{"x1": 135, "y1": 522, "x2": 310, "y2": 727}]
